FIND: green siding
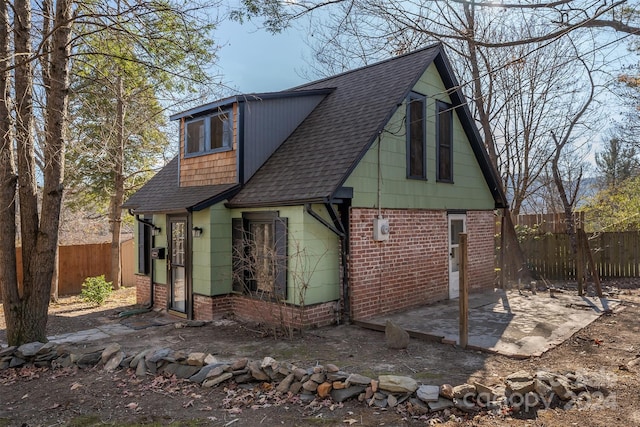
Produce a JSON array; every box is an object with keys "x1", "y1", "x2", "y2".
[
  {"x1": 344, "y1": 63, "x2": 495, "y2": 210},
  {"x1": 151, "y1": 215, "x2": 167, "y2": 285},
  {"x1": 230, "y1": 205, "x2": 340, "y2": 305}
]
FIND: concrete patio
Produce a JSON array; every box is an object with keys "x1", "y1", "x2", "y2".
[{"x1": 356, "y1": 289, "x2": 621, "y2": 358}]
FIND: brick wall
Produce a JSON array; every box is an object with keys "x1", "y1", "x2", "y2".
[
  {"x1": 349, "y1": 208, "x2": 449, "y2": 320},
  {"x1": 466, "y1": 210, "x2": 497, "y2": 291},
  {"x1": 153, "y1": 283, "x2": 168, "y2": 310},
  {"x1": 191, "y1": 293, "x2": 338, "y2": 329},
  {"x1": 348, "y1": 208, "x2": 495, "y2": 320},
  {"x1": 135, "y1": 274, "x2": 151, "y2": 305}
]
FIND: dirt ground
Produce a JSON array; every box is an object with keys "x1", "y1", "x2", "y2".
[{"x1": 1, "y1": 283, "x2": 640, "y2": 426}]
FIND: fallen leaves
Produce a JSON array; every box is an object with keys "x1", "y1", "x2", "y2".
[{"x1": 70, "y1": 382, "x2": 82, "y2": 391}]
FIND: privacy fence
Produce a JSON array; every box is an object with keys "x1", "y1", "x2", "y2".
[
  {"x1": 13, "y1": 240, "x2": 136, "y2": 296},
  {"x1": 510, "y1": 213, "x2": 640, "y2": 280}
]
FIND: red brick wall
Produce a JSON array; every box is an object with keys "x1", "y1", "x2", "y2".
[
  {"x1": 153, "y1": 283, "x2": 168, "y2": 310},
  {"x1": 193, "y1": 293, "x2": 233, "y2": 320},
  {"x1": 191, "y1": 293, "x2": 338, "y2": 329},
  {"x1": 466, "y1": 210, "x2": 497, "y2": 291},
  {"x1": 135, "y1": 274, "x2": 151, "y2": 305},
  {"x1": 348, "y1": 208, "x2": 495, "y2": 320},
  {"x1": 349, "y1": 208, "x2": 449, "y2": 320}
]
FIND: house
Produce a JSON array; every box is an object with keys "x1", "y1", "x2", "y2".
[{"x1": 122, "y1": 44, "x2": 507, "y2": 328}]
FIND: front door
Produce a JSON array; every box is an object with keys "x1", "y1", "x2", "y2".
[
  {"x1": 168, "y1": 216, "x2": 188, "y2": 315},
  {"x1": 448, "y1": 214, "x2": 466, "y2": 299}
]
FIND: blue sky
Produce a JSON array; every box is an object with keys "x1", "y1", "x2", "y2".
[{"x1": 214, "y1": 18, "x2": 310, "y2": 94}]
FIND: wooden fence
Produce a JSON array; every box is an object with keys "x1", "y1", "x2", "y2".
[
  {"x1": 521, "y1": 231, "x2": 640, "y2": 280},
  {"x1": 14, "y1": 240, "x2": 136, "y2": 296}
]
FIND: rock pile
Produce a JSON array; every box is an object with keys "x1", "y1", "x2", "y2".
[{"x1": 0, "y1": 341, "x2": 613, "y2": 418}]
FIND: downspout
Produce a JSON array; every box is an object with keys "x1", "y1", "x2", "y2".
[
  {"x1": 304, "y1": 202, "x2": 350, "y2": 323},
  {"x1": 131, "y1": 210, "x2": 155, "y2": 309}
]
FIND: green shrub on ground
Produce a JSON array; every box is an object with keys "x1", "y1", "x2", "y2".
[{"x1": 80, "y1": 275, "x2": 113, "y2": 306}]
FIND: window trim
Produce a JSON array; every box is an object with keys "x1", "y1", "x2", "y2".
[
  {"x1": 436, "y1": 100, "x2": 454, "y2": 183},
  {"x1": 183, "y1": 109, "x2": 233, "y2": 158},
  {"x1": 232, "y1": 211, "x2": 288, "y2": 300},
  {"x1": 406, "y1": 92, "x2": 427, "y2": 180}
]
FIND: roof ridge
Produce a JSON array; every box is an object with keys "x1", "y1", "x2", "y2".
[{"x1": 288, "y1": 42, "x2": 442, "y2": 91}]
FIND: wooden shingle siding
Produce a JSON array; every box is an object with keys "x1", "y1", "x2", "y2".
[{"x1": 179, "y1": 103, "x2": 238, "y2": 187}]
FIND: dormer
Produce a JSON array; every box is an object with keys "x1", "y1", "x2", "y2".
[{"x1": 170, "y1": 89, "x2": 332, "y2": 189}]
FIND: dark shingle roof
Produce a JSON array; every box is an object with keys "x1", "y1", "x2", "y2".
[
  {"x1": 122, "y1": 157, "x2": 239, "y2": 214},
  {"x1": 227, "y1": 45, "x2": 442, "y2": 207}
]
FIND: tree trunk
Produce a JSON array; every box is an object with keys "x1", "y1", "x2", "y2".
[
  {"x1": 0, "y1": 0, "x2": 19, "y2": 338},
  {"x1": 110, "y1": 76, "x2": 126, "y2": 290}
]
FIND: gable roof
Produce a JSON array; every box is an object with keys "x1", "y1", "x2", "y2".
[
  {"x1": 122, "y1": 157, "x2": 239, "y2": 214},
  {"x1": 227, "y1": 44, "x2": 506, "y2": 208}
]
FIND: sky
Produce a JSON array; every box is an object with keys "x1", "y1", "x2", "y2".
[{"x1": 213, "y1": 18, "x2": 310, "y2": 94}]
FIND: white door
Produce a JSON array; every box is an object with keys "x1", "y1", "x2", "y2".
[{"x1": 448, "y1": 214, "x2": 466, "y2": 299}]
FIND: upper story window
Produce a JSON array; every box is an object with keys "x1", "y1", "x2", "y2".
[
  {"x1": 184, "y1": 110, "x2": 233, "y2": 156},
  {"x1": 436, "y1": 101, "x2": 453, "y2": 182},
  {"x1": 406, "y1": 93, "x2": 426, "y2": 180}
]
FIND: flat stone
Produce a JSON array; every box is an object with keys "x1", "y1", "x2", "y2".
[
  {"x1": 135, "y1": 360, "x2": 147, "y2": 377},
  {"x1": 76, "y1": 351, "x2": 102, "y2": 366},
  {"x1": 428, "y1": 397, "x2": 454, "y2": 412},
  {"x1": 535, "y1": 370, "x2": 556, "y2": 385},
  {"x1": 332, "y1": 381, "x2": 346, "y2": 390},
  {"x1": 276, "y1": 373, "x2": 295, "y2": 394},
  {"x1": 346, "y1": 373, "x2": 372, "y2": 386},
  {"x1": 551, "y1": 375, "x2": 574, "y2": 400},
  {"x1": 278, "y1": 362, "x2": 295, "y2": 376},
  {"x1": 202, "y1": 372, "x2": 233, "y2": 387},
  {"x1": 204, "y1": 354, "x2": 217, "y2": 365},
  {"x1": 379, "y1": 375, "x2": 418, "y2": 393},
  {"x1": 409, "y1": 398, "x2": 430, "y2": 415},
  {"x1": 235, "y1": 373, "x2": 253, "y2": 384},
  {"x1": 385, "y1": 320, "x2": 410, "y2": 349},
  {"x1": 534, "y1": 379, "x2": 553, "y2": 399},
  {"x1": 0, "y1": 346, "x2": 16, "y2": 357},
  {"x1": 52, "y1": 355, "x2": 72, "y2": 369},
  {"x1": 129, "y1": 349, "x2": 151, "y2": 369},
  {"x1": 373, "y1": 398, "x2": 388, "y2": 408},
  {"x1": 147, "y1": 348, "x2": 172, "y2": 363},
  {"x1": 16, "y1": 342, "x2": 45, "y2": 358},
  {"x1": 474, "y1": 382, "x2": 499, "y2": 402},
  {"x1": 313, "y1": 365, "x2": 325, "y2": 374},
  {"x1": 186, "y1": 352, "x2": 207, "y2": 366},
  {"x1": 310, "y1": 372, "x2": 325, "y2": 383},
  {"x1": 204, "y1": 366, "x2": 226, "y2": 379},
  {"x1": 261, "y1": 356, "x2": 277, "y2": 369},
  {"x1": 188, "y1": 363, "x2": 225, "y2": 384},
  {"x1": 36, "y1": 343, "x2": 56, "y2": 355},
  {"x1": 249, "y1": 360, "x2": 269, "y2": 381},
  {"x1": 371, "y1": 379, "x2": 379, "y2": 392},
  {"x1": 231, "y1": 357, "x2": 248, "y2": 370},
  {"x1": 331, "y1": 386, "x2": 366, "y2": 403},
  {"x1": 327, "y1": 371, "x2": 348, "y2": 382},
  {"x1": 101, "y1": 343, "x2": 122, "y2": 365},
  {"x1": 507, "y1": 370, "x2": 533, "y2": 383},
  {"x1": 34, "y1": 351, "x2": 57, "y2": 362},
  {"x1": 103, "y1": 351, "x2": 124, "y2": 372},
  {"x1": 506, "y1": 380, "x2": 535, "y2": 396},
  {"x1": 326, "y1": 363, "x2": 339, "y2": 373},
  {"x1": 289, "y1": 382, "x2": 303, "y2": 394},
  {"x1": 317, "y1": 382, "x2": 332, "y2": 398},
  {"x1": 303, "y1": 380, "x2": 318, "y2": 392},
  {"x1": 417, "y1": 385, "x2": 440, "y2": 402},
  {"x1": 387, "y1": 394, "x2": 398, "y2": 408},
  {"x1": 452, "y1": 383, "x2": 476, "y2": 399},
  {"x1": 9, "y1": 357, "x2": 26, "y2": 368},
  {"x1": 453, "y1": 397, "x2": 480, "y2": 413},
  {"x1": 299, "y1": 393, "x2": 316, "y2": 403},
  {"x1": 293, "y1": 367, "x2": 307, "y2": 381},
  {"x1": 162, "y1": 363, "x2": 201, "y2": 379}
]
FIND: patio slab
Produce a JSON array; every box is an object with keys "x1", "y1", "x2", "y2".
[{"x1": 357, "y1": 289, "x2": 621, "y2": 358}]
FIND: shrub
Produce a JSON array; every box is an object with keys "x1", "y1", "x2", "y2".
[{"x1": 80, "y1": 275, "x2": 113, "y2": 306}]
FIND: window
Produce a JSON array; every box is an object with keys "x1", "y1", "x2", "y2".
[
  {"x1": 436, "y1": 101, "x2": 453, "y2": 182},
  {"x1": 406, "y1": 93, "x2": 426, "y2": 179},
  {"x1": 232, "y1": 212, "x2": 288, "y2": 299},
  {"x1": 137, "y1": 217, "x2": 151, "y2": 275},
  {"x1": 184, "y1": 110, "x2": 232, "y2": 156}
]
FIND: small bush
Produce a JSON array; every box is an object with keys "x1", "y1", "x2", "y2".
[{"x1": 80, "y1": 275, "x2": 113, "y2": 306}]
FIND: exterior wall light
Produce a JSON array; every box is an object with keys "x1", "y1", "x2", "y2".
[
  {"x1": 192, "y1": 226, "x2": 203, "y2": 238},
  {"x1": 152, "y1": 226, "x2": 161, "y2": 236}
]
